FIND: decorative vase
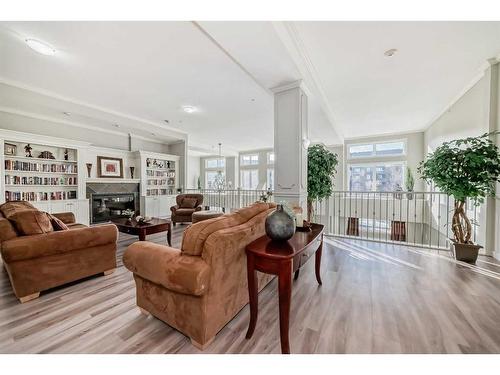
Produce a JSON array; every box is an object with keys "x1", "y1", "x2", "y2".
[
  {"x1": 86, "y1": 163, "x2": 93, "y2": 178},
  {"x1": 130, "y1": 166, "x2": 135, "y2": 179},
  {"x1": 265, "y1": 204, "x2": 295, "y2": 242}
]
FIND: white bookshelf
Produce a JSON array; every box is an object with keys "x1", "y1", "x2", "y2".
[
  {"x1": 0, "y1": 130, "x2": 90, "y2": 225},
  {"x1": 138, "y1": 151, "x2": 180, "y2": 218}
]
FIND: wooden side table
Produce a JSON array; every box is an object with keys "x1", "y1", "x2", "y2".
[{"x1": 245, "y1": 223, "x2": 324, "y2": 354}]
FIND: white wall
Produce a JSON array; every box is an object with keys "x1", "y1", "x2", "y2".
[
  {"x1": 326, "y1": 145, "x2": 344, "y2": 190},
  {"x1": 187, "y1": 155, "x2": 201, "y2": 189}
]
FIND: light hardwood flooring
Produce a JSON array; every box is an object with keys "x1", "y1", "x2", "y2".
[{"x1": 1, "y1": 225, "x2": 500, "y2": 354}]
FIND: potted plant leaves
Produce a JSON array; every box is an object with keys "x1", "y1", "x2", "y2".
[
  {"x1": 418, "y1": 133, "x2": 500, "y2": 263},
  {"x1": 405, "y1": 167, "x2": 415, "y2": 200}
]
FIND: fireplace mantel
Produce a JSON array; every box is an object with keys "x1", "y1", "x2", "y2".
[{"x1": 86, "y1": 178, "x2": 141, "y2": 184}]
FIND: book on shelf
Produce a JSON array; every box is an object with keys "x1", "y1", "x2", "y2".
[
  {"x1": 5, "y1": 190, "x2": 77, "y2": 202},
  {"x1": 4, "y1": 160, "x2": 78, "y2": 173},
  {"x1": 5, "y1": 175, "x2": 77, "y2": 186}
]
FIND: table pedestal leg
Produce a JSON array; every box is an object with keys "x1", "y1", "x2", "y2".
[
  {"x1": 167, "y1": 228, "x2": 172, "y2": 246},
  {"x1": 278, "y1": 259, "x2": 292, "y2": 354},
  {"x1": 315, "y1": 240, "x2": 323, "y2": 285},
  {"x1": 245, "y1": 254, "x2": 258, "y2": 339},
  {"x1": 139, "y1": 231, "x2": 146, "y2": 241}
]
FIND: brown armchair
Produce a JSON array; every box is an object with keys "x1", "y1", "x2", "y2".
[
  {"x1": 170, "y1": 194, "x2": 203, "y2": 225},
  {"x1": 0, "y1": 201, "x2": 118, "y2": 303}
]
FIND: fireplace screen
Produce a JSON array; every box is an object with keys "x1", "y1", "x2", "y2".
[{"x1": 90, "y1": 192, "x2": 138, "y2": 224}]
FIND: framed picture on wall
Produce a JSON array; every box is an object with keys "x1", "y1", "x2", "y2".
[
  {"x1": 4, "y1": 143, "x2": 17, "y2": 156},
  {"x1": 97, "y1": 156, "x2": 123, "y2": 178}
]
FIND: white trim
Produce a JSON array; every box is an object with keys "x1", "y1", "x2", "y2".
[
  {"x1": 86, "y1": 178, "x2": 140, "y2": 184},
  {"x1": 346, "y1": 138, "x2": 407, "y2": 161}
]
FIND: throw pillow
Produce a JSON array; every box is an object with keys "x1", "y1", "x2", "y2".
[
  {"x1": 181, "y1": 197, "x2": 198, "y2": 209},
  {"x1": 8, "y1": 210, "x2": 54, "y2": 236},
  {"x1": 49, "y1": 214, "x2": 69, "y2": 231}
]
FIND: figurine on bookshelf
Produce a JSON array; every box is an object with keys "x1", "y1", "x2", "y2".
[
  {"x1": 24, "y1": 143, "x2": 33, "y2": 157},
  {"x1": 38, "y1": 151, "x2": 55, "y2": 159},
  {"x1": 64, "y1": 149, "x2": 69, "y2": 161},
  {"x1": 146, "y1": 158, "x2": 151, "y2": 167},
  {"x1": 166, "y1": 161, "x2": 171, "y2": 169}
]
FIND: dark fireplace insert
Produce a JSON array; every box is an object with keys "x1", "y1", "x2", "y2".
[{"x1": 90, "y1": 192, "x2": 139, "y2": 224}]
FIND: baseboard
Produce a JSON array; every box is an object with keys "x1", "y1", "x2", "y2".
[{"x1": 493, "y1": 250, "x2": 500, "y2": 261}]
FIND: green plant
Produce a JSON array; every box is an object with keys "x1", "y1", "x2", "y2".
[
  {"x1": 405, "y1": 167, "x2": 415, "y2": 191},
  {"x1": 418, "y1": 133, "x2": 500, "y2": 244},
  {"x1": 307, "y1": 144, "x2": 338, "y2": 221}
]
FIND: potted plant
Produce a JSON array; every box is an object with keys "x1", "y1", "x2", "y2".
[
  {"x1": 307, "y1": 144, "x2": 338, "y2": 222},
  {"x1": 418, "y1": 133, "x2": 500, "y2": 263},
  {"x1": 405, "y1": 167, "x2": 415, "y2": 200}
]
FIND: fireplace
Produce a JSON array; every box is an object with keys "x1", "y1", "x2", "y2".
[
  {"x1": 90, "y1": 192, "x2": 138, "y2": 224},
  {"x1": 86, "y1": 182, "x2": 140, "y2": 224}
]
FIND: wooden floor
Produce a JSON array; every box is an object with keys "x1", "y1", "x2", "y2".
[{"x1": 2, "y1": 225, "x2": 500, "y2": 354}]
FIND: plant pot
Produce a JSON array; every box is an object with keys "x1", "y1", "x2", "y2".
[
  {"x1": 452, "y1": 241, "x2": 482, "y2": 264},
  {"x1": 406, "y1": 191, "x2": 414, "y2": 200}
]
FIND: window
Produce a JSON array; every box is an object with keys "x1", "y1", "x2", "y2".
[
  {"x1": 267, "y1": 152, "x2": 275, "y2": 164},
  {"x1": 241, "y1": 154, "x2": 259, "y2": 166},
  {"x1": 348, "y1": 163, "x2": 404, "y2": 192},
  {"x1": 348, "y1": 140, "x2": 405, "y2": 159},
  {"x1": 206, "y1": 171, "x2": 225, "y2": 189},
  {"x1": 240, "y1": 169, "x2": 259, "y2": 190},
  {"x1": 205, "y1": 158, "x2": 224, "y2": 168},
  {"x1": 266, "y1": 168, "x2": 274, "y2": 190}
]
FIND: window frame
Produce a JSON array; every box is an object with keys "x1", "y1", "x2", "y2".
[
  {"x1": 240, "y1": 153, "x2": 259, "y2": 166},
  {"x1": 204, "y1": 157, "x2": 225, "y2": 169},
  {"x1": 240, "y1": 168, "x2": 259, "y2": 190},
  {"x1": 347, "y1": 139, "x2": 407, "y2": 160},
  {"x1": 267, "y1": 152, "x2": 275, "y2": 165}
]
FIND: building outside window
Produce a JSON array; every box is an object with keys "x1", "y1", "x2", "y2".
[{"x1": 240, "y1": 169, "x2": 259, "y2": 190}]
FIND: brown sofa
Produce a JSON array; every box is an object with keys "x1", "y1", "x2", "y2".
[
  {"x1": 170, "y1": 193, "x2": 203, "y2": 225},
  {"x1": 124, "y1": 201, "x2": 276, "y2": 349},
  {"x1": 0, "y1": 201, "x2": 118, "y2": 303}
]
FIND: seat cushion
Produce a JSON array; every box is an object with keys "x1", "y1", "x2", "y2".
[
  {"x1": 67, "y1": 223, "x2": 88, "y2": 230},
  {"x1": 175, "y1": 208, "x2": 196, "y2": 215},
  {"x1": 8, "y1": 210, "x2": 54, "y2": 235},
  {"x1": 180, "y1": 197, "x2": 198, "y2": 209}
]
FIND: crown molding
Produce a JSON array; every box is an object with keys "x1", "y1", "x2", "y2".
[
  {"x1": 272, "y1": 21, "x2": 343, "y2": 141},
  {"x1": 0, "y1": 78, "x2": 188, "y2": 137}
]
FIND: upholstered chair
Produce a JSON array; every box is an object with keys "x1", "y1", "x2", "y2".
[{"x1": 170, "y1": 193, "x2": 203, "y2": 225}]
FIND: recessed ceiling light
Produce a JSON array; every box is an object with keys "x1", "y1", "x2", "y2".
[
  {"x1": 384, "y1": 48, "x2": 398, "y2": 57},
  {"x1": 25, "y1": 39, "x2": 56, "y2": 56},
  {"x1": 151, "y1": 133, "x2": 155, "y2": 136},
  {"x1": 112, "y1": 123, "x2": 120, "y2": 128},
  {"x1": 182, "y1": 105, "x2": 197, "y2": 113},
  {"x1": 164, "y1": 119, "x2": 169, "y2": 124},
  {"x1": 63, "y1": 112, "x2": 71, "y2": 116},
  {"x1": 251, "y1": 98, "x2": 255, "y2": 102}
]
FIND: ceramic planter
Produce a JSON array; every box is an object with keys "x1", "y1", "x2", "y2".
[{"x1": 452, "y1": 241, "x2": 482, "y2": 264}]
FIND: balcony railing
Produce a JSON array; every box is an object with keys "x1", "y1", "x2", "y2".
[
  {"x1": 183, "y1": 188, "x2": 273, "y2": 212},
  {"x1": 182, "y1": 188, "x2": 481, "y2": 251},
  {"x1": 311, "y1": 191, "x2": 480, "y2": 250}
]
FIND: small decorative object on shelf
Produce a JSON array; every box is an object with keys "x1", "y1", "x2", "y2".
[
  {"x1": 265, "y1": 204, "x2": 296, "y2": 242},
  {"x1": 4, "y1": 143, "x2": 17, "y2": 155},
  {"x1": 64, "y1": 148, "x2": 69, "y2": 161},
  {"x1": 393, "y1": 184, "x2": 403, "y2": 200},
  {"x1": 167, "y1": 160, "x2": 171, "y2": 169},
  {"x1": 130, "y1": 166, "x2": 135, "y2": 179},
  {"x1": 24, "y1": 143, "x2": 33, "y2": 157},
  {"x1": 86, "y1": 163, "x2": 93, "y2": 178},
  {"x1": 38, "y1": 151, "x2": 55, "y2": 159}
]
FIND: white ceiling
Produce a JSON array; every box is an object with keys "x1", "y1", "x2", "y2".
[
  {"x1": 292, "y1": 21, "x2": 500, "y2": 138},
  {"x1": 1, "y1": 21, "x2": 499, "y2": 150}
]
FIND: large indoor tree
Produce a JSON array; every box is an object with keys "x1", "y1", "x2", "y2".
[
  {"x1": 307, "y1": 144, "x2": 338, "y2": 221},
  {"x1": 418, "y1": 133, "x2": 500, "y2": 244}
]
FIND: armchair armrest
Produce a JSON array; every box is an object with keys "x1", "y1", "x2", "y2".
[
  {"x1": 52, "y1": 212, "x2": 76, "y2": 224},
  {"x1": 1, "y1": 224, "x2": 118, "y2": 263},
  {"x1": 123, "y1": 242, "x2": 210, "y2": 296},
  {"x1": 195, "y1": 206, "x2": 202, "y2": 212},
  {"x1": 170, "y1": 205, "x2": 179, "y2": 213}
]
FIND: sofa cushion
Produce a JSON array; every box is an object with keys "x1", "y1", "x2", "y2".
[
  {"x1": 0, "y1": 201, "x2": 36, "y2": 218},
  {"x1": 176, "y1": 208, "x2": 196, "y2": 215},
  {"x1": 49, "y1": 214, "x2": 69, "y2": 231},
  {"x1": 181, "y1": 202, "x2": 274, "y2": 256},
  {"x1": 8, "y1": 210, "x2": 54, "y2": 236},
  {"x1": 0, "y1": 217, "x2": 18, "y2": 242},
  {"x1": 180, "y1": 197, "x2": 198, "y2": 209}
]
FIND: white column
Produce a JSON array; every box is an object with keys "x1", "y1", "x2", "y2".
[{"x1": 272, "y1": 80, "x2": 309, "y2": 213}]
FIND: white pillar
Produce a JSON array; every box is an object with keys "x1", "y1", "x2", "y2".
[{"x1": 272, "y1": 80, "x2": 309, "y2": 213}]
